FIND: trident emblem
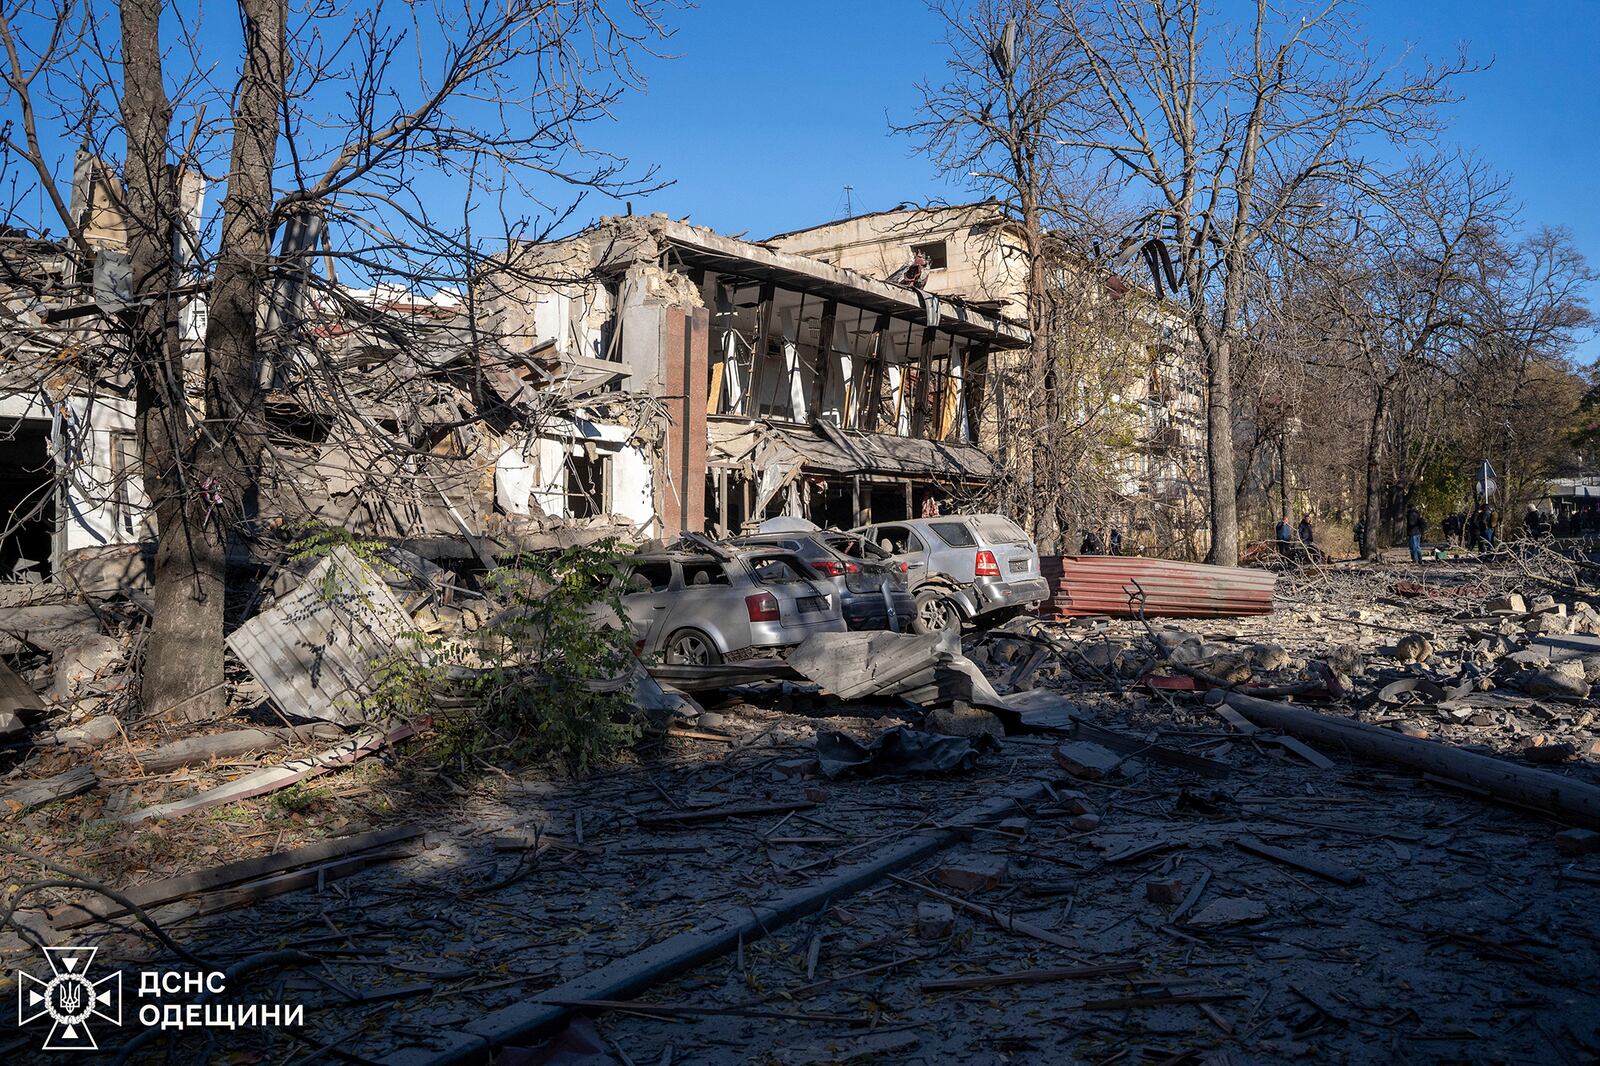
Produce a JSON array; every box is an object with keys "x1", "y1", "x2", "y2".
[{"x1": 17, "y1": 945, "x2": 122, "y2": 1050}]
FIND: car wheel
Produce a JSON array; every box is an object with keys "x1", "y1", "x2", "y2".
[
  {"x1": 663, "y1": 628, "x2": 722, "y2": 666},
  {"x1": 911, "y1": 589, "x2": 958, "y2": 634}
]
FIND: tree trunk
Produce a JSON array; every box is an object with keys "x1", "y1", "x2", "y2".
[
  {"x1": 1204, "y1": 332, "x2": 1239, "y2": 565},
  {"x1": 1361, "y1": 383, "x2": 1388, "y2": 559},
  {"x1": 140, "y1": 0, "x2": 286, "y2": 722},
  {"x1": 120, "y1": 0, "x2": 220, "y2": 722}
]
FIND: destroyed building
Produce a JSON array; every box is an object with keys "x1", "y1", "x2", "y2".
[
  {"x1": 476, "y1": 214, "x2": 1033, "y2": 537},
  {"x1": 767, "y1": 203, "x2": 1209, "y2": 548},
  {"x1": 0, "y1": 156, "x2": 178, "y2": 584}
]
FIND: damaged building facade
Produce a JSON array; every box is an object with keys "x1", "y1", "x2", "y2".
[
  {"x1": 5, "y1": 198, "x2": 1213, "y2": 574},
  {"x1": 767, "y1": 203, "x2": 1209, "y2": 550},
  {"x1": 478, "y1": 215, "x2": 1032, "y2": 538}
]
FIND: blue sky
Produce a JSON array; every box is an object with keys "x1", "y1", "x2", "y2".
[{"x1": 602, "y1": 0, "x2": 1600, "y2": 359}]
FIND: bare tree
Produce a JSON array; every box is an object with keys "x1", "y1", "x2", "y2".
[
  {"x1": 1, "y1": 0, "x2": 672, "y2": 719},
  {"x1": 899, "y1": 0, "x2": 1176, "y2": 553},
  {"x1": 1052, "y1": 0, "x2": 1469, "y2": 563}
]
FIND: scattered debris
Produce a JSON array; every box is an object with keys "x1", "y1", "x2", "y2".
[{"x1": 814, "y1": 726, "x2": 998, "y2": 779}]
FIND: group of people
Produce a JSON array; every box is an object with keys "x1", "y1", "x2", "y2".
[
  {"x1": 1078, "y1": 527, "x2": 1124, "y2": 555},
  {"x1": 1274, "y1": 514, "x2": 1316, "y2": 547},
  {"x1": 1438, "y1": 504, "x2": 1502, "y2": 552},
  {"x1": 1403, "y1": 502, "x2": 1504, "y2": 563}
]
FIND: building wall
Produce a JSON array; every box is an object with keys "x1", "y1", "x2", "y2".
[
  {"x1": 0, "y1": 391, "x2": 150, "y2": 566},
  {"x1": 768, "y1": 204, "x2": 1030, "y2": 321}
]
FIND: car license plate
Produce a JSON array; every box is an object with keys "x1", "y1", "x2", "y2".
[
  {"x1": 798, "y1": 596, "x2": 826, "y2": 613},
  {"x1": 1009, "y1": 558, "x2": 1030, "y2": 573}
]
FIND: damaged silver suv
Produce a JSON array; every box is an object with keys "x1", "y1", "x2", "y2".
[
  {"x1": 851, "y1": 513, "x2": 1048, "y2": 633},
  {"x1": 618, "y1": 545, "x2": 847, "y2": 664}
]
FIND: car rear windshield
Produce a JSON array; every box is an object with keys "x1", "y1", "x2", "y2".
[
  {"x1": 973, "y1": 515, "x2": 1030, "y2": 544},
  {"x1": 927, "y1": 521, "x2": 977, "y2": 548}
]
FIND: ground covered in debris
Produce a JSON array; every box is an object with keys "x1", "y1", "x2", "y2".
[{"x1": 7, "y1": 553, "x2": 1600, "y2": 1064}]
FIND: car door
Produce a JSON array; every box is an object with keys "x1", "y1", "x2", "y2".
[
  {"x1": 869, "y1": 524, "x2": 930, "y2": 586},
  {"x1": 669, "y1": 559, "x2": 740, "y2": 652},
  {"x1": 619, "y1": 559, "x2": 677, "y2": 653}
]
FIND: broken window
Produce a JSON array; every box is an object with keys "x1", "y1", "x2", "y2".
[
  {"x1": 680, "y1": 561, "x2": 730, "y2": 587},
  {"x1": 871, "y1": 524, "x2": 924, "y2": 556},
  {"x1": 706, "y1": 274, "x2": 763, "y2": 417},
  {"x1": 565, "y1": 451, "x2": 608, "y2": 518},
  {"x1": 874, "y1": 320, "x2": 917, "y2": 435},
  {"x1": 625, "y1": 561, "x2": 673, "y2": 593},
  {"x1": 753, "y1": 287, "x2": 810, "y2": 421},
  {"x1": 750, "y1": 555, "x2": 809, "y2": 584},
  {"x1": 110, "y1": 429, "x2": 140, "y2": 536},
  {"x1": 911, "y1": 240, "x2": 948, "y2": 270},
  {"x1": 928, "y1": 521, "x2": 975, "y2": 548}
]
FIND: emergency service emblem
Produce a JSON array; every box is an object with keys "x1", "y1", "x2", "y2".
[{"x1": 17, "y1": 945, "x2": 122, "y2": 1050}]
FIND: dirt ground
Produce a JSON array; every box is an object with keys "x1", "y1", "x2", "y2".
[{"x1": 5, "y1": 556, "x2": 1600, "y2": 1064}]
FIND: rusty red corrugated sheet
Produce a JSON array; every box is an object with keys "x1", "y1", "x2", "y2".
[{"x1": 1038, "y1": 555, "x2": 1277, "y2": 619}]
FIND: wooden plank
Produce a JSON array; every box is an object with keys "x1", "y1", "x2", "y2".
[
  {"x1": 887, "y1": 874, "x2": 1085, "y2": 955},
  {"x1": 119, "y1": 721, "x2": 416, "y2": 824},
  {"x1": 1073, "y1": 720, "x2": 1232, "y2": 780},
  {"x1": 188, "y1": 845, "x2": 423, "y2": 918},
  {"x1": 50, "y1": 825, "x2": 424, "y2": 929},
  {"x1": 1266, "y1": 735, "x2": 1336, "y2": 770},
  {"x1": 1004, "y1": 645, "x2": 1051, "y2": 693},
  {"x1": 0, "y1": 765, "x2": 96, "y2": 817},
  {"x1": 1234, "y1": 836, "x2": 1365, "y2": 886},
  {"x1": 134, "y1": 725, "x2": 347, "y2": 774},
  {"x1": 637, "y1": 800, "x2": 815, "y2": 828},
  {"x1": 921, "y1": 962, "x2": 1140, "y2": 992},
  {"x1": 1208, "y1": 703, "x2": 1259, "y2": 735}
]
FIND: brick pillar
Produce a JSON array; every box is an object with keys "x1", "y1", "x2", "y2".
[{"x1": 658, "y1": 304, "x2": 709, "y2": 536}]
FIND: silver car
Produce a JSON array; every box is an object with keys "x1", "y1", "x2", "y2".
[
  {"x1": 851, "y1": 513, "x2": 1049, "y2": 633},
  {"x1": 620, "y1": 546, "x2": 846, "y2": 664}
]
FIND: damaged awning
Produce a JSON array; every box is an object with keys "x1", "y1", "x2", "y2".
[{"x1": 708, "y1": 418, "x2": 997, "y2": 497}]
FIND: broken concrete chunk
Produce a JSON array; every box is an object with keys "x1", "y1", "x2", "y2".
[
  {"x1": 1325, "y1": 644, "x2": 1365, "y2": 677},
  {"x1": 0, "y1": 605, "x2": 101, "y2": 656},
  {"x1": 1146, "y1": 878, "x2": 1186, "y2": 904},
  {"x1": 1053, "y1": 741, "x2": 1122, "y2": 780},
  {"x1": 1246, "y1": 643, "x2": 1290, "y2": 672},
  {"x1": 996, "y1": 816, "x2": 1029, "y2": 838},
  {"x1": 914, "y1": 901, "x2": 955, "y2": 939},
  {"x1": 49, "y1": 715, "x2": 121, "y2": 749},
  {"x1": 1513, "y1": 661, "x2": 1590, "y2": 700},
  {"x1": 1523, "y1": 612, "x2": 1571, "y2": 636},
  {"x1": 1051, "y1": 789, "x2": 1093, "y2": 816},
  {"x1": 1555, "y1": 828, "x2": 1600, "y2": 856},
  {"x1": 1187, "y1": 897, "x2": 1268, "y2": 927},
  {"x1": 925, "y1": 704, "x2": 1005, "y2": 740},
  {"x1": 1523, "y1": 739, "x2": 1577, "y2": 764},
  {"x1": 935, "y1": 854, "x2": 1008, "y2": 893},
  {"x1": 1485, "y1": 593, "x2": 1527, "y2": 615},
  {"x1": 1528, "y1": 594, "x2": 1559, "y2": 614},
  {"x1": 51, "y1": 634, "x2": 126, "y2": 700},
  {"x1": 770, "y1": 757, "x2": 820, "y2": 780},
  {"x1": 1068, "y1": 813, "x2": 1102, "y2": 832},
  {"x1": 1392, "y1": 721, "x2": 1430, "y2": 739}
]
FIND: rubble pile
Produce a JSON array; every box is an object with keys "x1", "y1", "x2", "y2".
[{"x1": 4, "y1": 554, "x2": 1600, "y2": 1063}]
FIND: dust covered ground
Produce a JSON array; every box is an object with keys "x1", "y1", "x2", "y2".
[{"x1": 5, "y1": 554, "x2": 1600, "y2": 1064}]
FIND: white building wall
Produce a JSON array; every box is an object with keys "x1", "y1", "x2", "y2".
[{"x1": 0, "y1": 391, "x2": 149, "y2": 556}]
